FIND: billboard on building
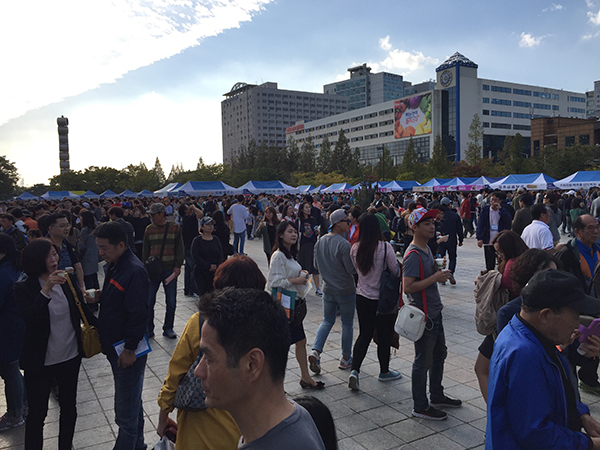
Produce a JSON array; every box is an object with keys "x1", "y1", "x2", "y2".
[{"x1": 394, "y1": 93, "x2": 432, "y2": 139}]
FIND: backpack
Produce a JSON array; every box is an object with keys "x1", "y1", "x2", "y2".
[{"x1": 474, "y1": 269, "x2": 510, "y2": 336}]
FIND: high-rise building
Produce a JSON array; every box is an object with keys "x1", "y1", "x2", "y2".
[
  {"x1": 323, "y1": 64, "x2": 404, "y2": 111},
  {"x1": 221, "y1": 82, "x2": 347, "y2": 164}
]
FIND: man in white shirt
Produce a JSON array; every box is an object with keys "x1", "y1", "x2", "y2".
[
  {"x1": 228, "y1": 195, "x2": 250, "y2": 255},
  {"x1": 521, "y1": 203, "x2": 556, "y2": 251}
]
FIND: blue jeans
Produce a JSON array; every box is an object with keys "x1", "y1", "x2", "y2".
[
  {"x1": 233, "y1": 231, "x2": 246, "y2": 254},
  {"x1": 148, "y1": 270, "x2": 177, "y2": 335},
  {"x1": 412, "y1": 314, "x2": 448, "y2": 411},
  {"x1": 108, "y1": 354, "x2": 147, "y2": 450},
  {"x1": 0, "y1": 360, "x2": 26, "y2": 414},
  {"x1": 312, "y1": 292, "x2": 356, "y2": 358},
  {"x1": 184, "y1": 248, "x2": 196, "y2": 295}
]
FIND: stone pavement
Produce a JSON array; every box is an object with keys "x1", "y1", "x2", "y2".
[{"x1": 2, "y1": 232, "x2": 599, "y2": 450}]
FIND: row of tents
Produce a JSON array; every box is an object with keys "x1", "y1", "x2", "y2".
[{"x1": 14, "y1": 171, "x2": 600, "y2": 201}]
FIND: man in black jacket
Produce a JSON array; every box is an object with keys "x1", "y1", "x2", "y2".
[
  {"x1": 86, "y1": 222, "x2": 150, "y2": 450},
  {"x1": 477, "y1": 191, "x2": 513, "y2": 270},
  {"x1": 438, "y1": 198, "x2": 463, "y2": 285}
]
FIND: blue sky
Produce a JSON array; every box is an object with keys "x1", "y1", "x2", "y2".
[{"x1": 1, "y1": 0, "x2": 599, "y2": 186}]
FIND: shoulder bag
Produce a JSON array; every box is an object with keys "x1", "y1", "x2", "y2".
[
  {"x1": 66, "y1": 275, "x2": 102, "y2": 358},
  {"x1": 377, "y1": 243, "x2": 401, "y2": 315},
  {"x1": 144, "y1": 224, "x2": 170, "y2": 281},
  {"x1": 395, "y1": 249, "x2": 428, "y2": 342},
  {"x1": 173, "y1": 314, "x2": 207, "y2": 411}
]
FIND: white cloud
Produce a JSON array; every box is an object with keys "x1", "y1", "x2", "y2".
[
  {"x1": 543, "y1": 3, "x2": 563, "y2": 12},
  {"x1": 519, "y1": 32, "x2": 544, "y2": 47},
  {"x1": 583, "y1": 30, "x2": 600, "y2": 39},
  {"x1": 589, "y1": 9, "x2": 600, "y2": 25},
  {"x1": 0, "y1": 0, "x2": 272, "y2": 126},
  {"x1": 368, "y1": 36, "x2": 440, "y2": 77}
]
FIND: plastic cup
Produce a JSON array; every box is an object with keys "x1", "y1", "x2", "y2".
[
  {"x1": 86, "y1": 289, "x2": 96, "y2": 299},
  {"x1": 435, "y1": 258, "x2": 444, "y2": 269}
]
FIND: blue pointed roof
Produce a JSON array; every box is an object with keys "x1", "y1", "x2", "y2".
[{"x1": 436, "y1": 52, "x2": 478, "y2": 72}]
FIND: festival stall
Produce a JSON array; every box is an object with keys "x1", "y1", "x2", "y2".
[
  {"x1": 489, "y1": 173, "x2": 557, "y2": 191},
  {"x1": 554, "y1": 171, "x2": 600, "y2": 190}
]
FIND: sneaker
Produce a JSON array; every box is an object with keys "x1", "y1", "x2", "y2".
[
  {"x1": 412, "y1": 406, "x2": 447, "y2": 421},
  {"x1": 579, "y1": 380, "x2": 600, "y2": 396},
  {"x1": 162, "y1": 329, "x2": 178, "y2": 339},
  {"x1": 448, "y1": 272, "x2": 456, "y2": 285},
  {"x1": 339, "y1": 356, "x2": 353, "y2": 370},
  {"x1": 430, "y1": 396, "x2": 463, "y2": 408},
  {"x1": 308, "y1": 350, "x2": 321, "y2": 374},
  {"x1": 378, "y1": 370, "x2": 403, "y2": 382},
  {"x1": 0, "y1": 413, "x2": 25, "y2": 431},
  {"x1": 315, "y1": 288, "x2": 323, "y2": 296},
  {"x1": 348, "y1": 370, "x2": 359, "y2": 391}
]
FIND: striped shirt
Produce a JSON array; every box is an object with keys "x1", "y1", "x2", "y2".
[{"x1": 142, "y1": 222, "x2": 184, "y2": 271}]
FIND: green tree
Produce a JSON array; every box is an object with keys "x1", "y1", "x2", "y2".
[
  {"x1": 299, "y1": 136, "x2": 317, "y2": 172},
  {"x1": 0, "y1": 156, "x2": 20, "y2": 198},
  {"x1": 347, "y1": 148, "x2": 362, "y2": 179},
  {"x1": 167, "y1": 163, "x2": 183, "y2": 183},
  {"x1": 465, "y1": 114, "x2": 483, "y2": 165},
  {"x1": 285, "y1": 136, "x2": 300, "y2": 174},
  {"x1": 317, "y1": 136, "x2": 332, "y2": 173},
  {"x1": 398, "y1": 137, "x2": 424, "y2": 180},
  {"x1": 153, "y1": 157, "x2": 166, "y2": 186},
  {"x1": 330, "y1": 130, "x2": 353, "y2": 174},
  {"x1": 126, "y1": 163, "x2": 158, "y2": 191},
  {"x1": 427, "y1": 134, "x2": 450, "y2": 178},
  {"x1": 373, "y1": 146, "x2": 395, "y2": 181},
  {"x1": 507, "y1": 133, "x2": 525, "y2": 174}
]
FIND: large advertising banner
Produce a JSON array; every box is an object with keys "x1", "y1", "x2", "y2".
[{"x1": 394, "y1": 93, "x2": 432, "y2": 139}]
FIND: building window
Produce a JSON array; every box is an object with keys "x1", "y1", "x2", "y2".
[
  {"x1": 533, "y1": 91, "x2": 551, "y2": 99},
  {"x1": 552, "y1": 105, "x2": 559, "y2": 111},
  {"x1": 491, "y1": 123, "x2": 511, "y2": 129},
  {"x1": 491, "y1": 110, "x2": 511, "y2": 117},
  {"x1": 568, "y1": 107, "x2": 585, "y2": 114},
  {"x1": 483, "y1": 98, "x2": 490, "y2": 103},
  {"x1": 568, "y1": 96, "x2": 586, "y2": 103},
  {"x1": 483, "y1": 122, "x2": 490, "y2": 128},
  {"x1": 565, "y1": 136, "x2": 575, "y2": 147},
  {"x1": 482, "y1": 84, "x2": 490, "y2": 91},
  {"x1": 514, "y1": 89, "x2": 532, "y2": 96},
  {"x1": 533, "y1": 103, "x2": 551, "y2": 110},
  {"x1": 513, "y1": 124, "x2": 531, "y2": 131},
  {"x1": 491, "y1": 86, "x2": 511, "y2": 93},
  {"x1": 514, "y1": 101, "x2": 532, "y2": 108},
  {"x1": 580, "y1": 134, "x2": 590, "y2": 145},
  {"x1": 491, "y1": 99, "x2": 511, "y2": 106},
  {"x1": 483, "y1": 110, "x2": 490, "y2": 115},
  {"x1": 513, "y1": 112, "x2": 530, "y2": 119}
]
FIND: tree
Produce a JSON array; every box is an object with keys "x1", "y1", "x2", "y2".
[
  {"x1": 507, "y1": 133, "x2": 525, "y2": 174},
  {"x1": 427, "y1": 134, "x2": 450, "y2": 178},
  {"x1": 465, "y1": 114, "x2": 483, "y2": 165},
  {"x1": 398, "y1": 137, "x2": 425, "y2": 180},
  {"x1": 299, "y1": 136, "x2": 317, "y2": 172},
  {"x1": 0, "y1": 156, "x2": 20, "y2": 198},
  {"x1": 330, "y1": 130, "x2": 353, "y2": 174},
  {"x1": 373, "y1": 146, "x2": 395, "y2": 181},
  {"x1": 285, "y1": 136, "x2": 300, "y2": 175},
  {"x1": 126, "y1": 163, "x2": 158, "y2": 191},
  {"x1": 153, "y1": 157, "x2": 166, "y2": 186},
  {"x1": 167, "y1": 163, "x2": 183, "y2": 183},
  {"x1": 347, "y1": 148, "x2": 362, "y2": 179},
  {"x1": 317, "y1": 136, "x2": 332, "y2": 173}
]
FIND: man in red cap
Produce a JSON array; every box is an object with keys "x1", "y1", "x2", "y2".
[{"x1": 403, "y1": 207, "x2": 461, "y2": 421}]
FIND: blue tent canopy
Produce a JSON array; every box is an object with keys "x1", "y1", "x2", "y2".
[
  {"x1": 297, "y1": 185, "x2": 315, "y2": 194},
  {"x1": 100, "y1": 190, "x2": 119, "y2": 199},
  {"x1": 154, "y1": 182, "x2": 182, "y2": 197},
  {"x1": 176, "y1": 181, "x2": 242, "y2": 196},
  {"x1": 137, "y1": 189, "x2": 155, "y2": 198},
  {"x1": 413, "y1": 178, "x2": 453, "y2": 192},
  {"x1": 321, "y1": 183, "x2": 354, "y2": 193},
  {"x1": 80, "y1": 191, "x2": 100, "y2": 199},
  {"x1": 380, "y1": 180, "x2": 420, "y2": 192},
  {"x1": 40, "y1": 191, "x2": 80, "y2": 200},
  {"x1": 555, "y1": 171, "x2": 600, "y2": 190},
  {"x1": 16, "y1": 192, "x2": 38, "y2": 201},
  {"x1": 238, "y1": 181, "x2": 298, "y2": 195},
  {"x1": 490, "y1": 173, "x2": 557, "y2": 191},
  {"x1": 119, "y1": 189, "x2": 137, "y2": 198}
]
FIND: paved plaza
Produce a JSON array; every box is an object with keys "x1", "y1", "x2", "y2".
[{"x1": 2, "y1": 232, "x2": 598, "y2": 450}]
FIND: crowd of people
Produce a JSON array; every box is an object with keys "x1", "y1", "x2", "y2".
[{"x1": 3, "y1": 184, "x2": 600, "y2": 448}]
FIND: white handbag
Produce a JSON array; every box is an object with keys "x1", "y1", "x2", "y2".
[
  {"x1": 395, "y1": 249, "x2": 428, "y2": 342},
  {"x1": 395, "y1": 304, "x2": 426, "y2": 341}
]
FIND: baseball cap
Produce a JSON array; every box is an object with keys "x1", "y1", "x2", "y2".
[
  {"x1": 408, "y1": 207, "x2": 439, "y2": 227},
  {"x1": 200, "y1": 216, "x2": 214, "y2": 227},
  {"x1": 567, "y1": 190, "x2": 576, "y2": 195},
  {"x1": 521, "y1": 270, "x2": 600, "y2": 316},
  {"x1": 440, "y1": 197, "x2": 452, "y2": 206},
  {"x1": 148, "y1": 203, "x2": 166, "y2": 215},
  {"x1": 329, "y1": 209, "x2": 349, "y2": 227}
]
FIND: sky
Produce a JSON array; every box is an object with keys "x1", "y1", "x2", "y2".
[{"x1": 1, "y1": 0, "x2": 599, "y2": 186}]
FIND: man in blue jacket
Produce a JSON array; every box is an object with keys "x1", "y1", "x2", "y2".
[
  {"x1": 487, "y1": 270, "x2": 600, "y2": 449},
  {"x1": 86, "y1": 222, "x2": 149, "y2": 450}
]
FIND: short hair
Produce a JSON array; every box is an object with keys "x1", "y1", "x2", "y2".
[
  {"x1": 294, "y1": 396, "x2": 337, "y2": 450},
  {"x1": 349, "y1": 205, "x2": 362, "y2": 220},
  {"x1": 178, "y1": 203, "x2": 188, "y2": 217},
  {"x1": 572, "y1": 214, "x2": 593, "y2": 232},
  {"x1": 0, "y1": 213, "x2": 15, "y2": 224},
  {"x1": 10, "y1": 208, "x2": 23, "y2": 219},
  {"x1": 213, "y1": 255, "x2": 266, "y2": 290},
  {"x1": 198, "y1": 287, "x2": 290, "y2": 382},
  {"x1": 520, "y1": 193, "x2": 533, "y2": 207},
  {"x1": 237, "y1": 194, "x2": 244, "y2": 203},
  {"x1": 108, "y1": 207, "x2": 124, "y2": 218},
  {"x1": 530, "y1": 203, "x2": 548, "y2": 220},
  {"x1": 93, "y1": 222, "x2": 127, "y2": 246},
  {"x1": 491, "y1": 190, "x2": 506, "y2": 201},
  {"x1": 21, "y1": 239, "x2": 57, "y2": 278},
  {"x1": 47, "y1": 211, "x2": 69, "y2": 228}
]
